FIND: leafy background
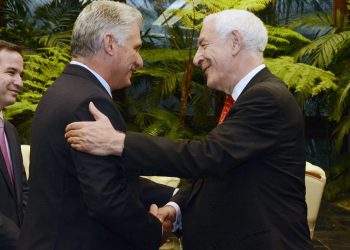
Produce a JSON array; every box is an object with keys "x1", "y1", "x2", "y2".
[{"x1": 0, "y1": 0, "x2": 349, "y2": 201}]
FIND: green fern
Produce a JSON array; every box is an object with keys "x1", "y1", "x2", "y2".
[
  {"x1": 265, "y1": 56, "x2": 338, "y2": 104},
  {"x1": 265, "y1": 25, "x2": 311, "y2": 56},
  {"x1": 169, "y1": 0, "x2": 272, "y2": 31}
]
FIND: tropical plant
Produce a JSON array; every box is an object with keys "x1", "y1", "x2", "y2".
[
  {"x1": 1, "y1": 0, "x2": 349, "y2": 199},
  {"x1": 286, "y1": 0, "x2": 350, "y2": 199},
  {"x1": 0, "y1": 0, "x2": 92, "y2": 141},
  {"x1": 0, "y1": 0, "x2": 91, "y2": 50},
  {"x1": 127, "y1": 0, "x2": 338, "y2": 138},
  {"x1": 4, "y1": 47, "x2": 71, "y2": 142}
]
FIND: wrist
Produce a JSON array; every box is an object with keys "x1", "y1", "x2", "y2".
[{"x1": 112, "y1": 130, "x2": 125, "y2": 156}]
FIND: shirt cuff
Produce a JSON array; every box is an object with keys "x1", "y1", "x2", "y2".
[
  {"x1": 166, "y1": 201, "x2": 182, "y2": 232},
  {"x1": 172, "y1": 188, "x2": 179, "y2": 196}
]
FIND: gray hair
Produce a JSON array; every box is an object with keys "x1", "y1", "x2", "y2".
[
  {"x1": 204, "y1": 9, "x2": 268, "y2": 54},
  {"x1": 71, "y1": 0, "x2": 143, "y2": 57}
]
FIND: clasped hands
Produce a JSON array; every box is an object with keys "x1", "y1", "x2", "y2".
[{"x1": 149, "y1": 204, "x2": 177, "y2": 246}]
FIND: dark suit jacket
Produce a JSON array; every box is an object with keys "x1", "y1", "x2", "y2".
[
  {"x1": 123, "y1": 68, "x2": 313, "y2": 249},
  {"x1": 18, "y1": 64, "x2": 174, "y2": 250},
  {"x1": 0, "y1": 120, "x2": 28, "y2": 250}
]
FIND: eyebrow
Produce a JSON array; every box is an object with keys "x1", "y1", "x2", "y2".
[
  {"x1": 135, "y1": 41, "x2": 142, "y2": 50},
  {"x1": 7, "y1": 66, "x2": 23, "y2": 75},
  {"x1": 198, "y1": 38, "x2": 204, "y2": 46}
]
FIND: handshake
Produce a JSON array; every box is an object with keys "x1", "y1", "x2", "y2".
[{"x1": 149, "y1": 204, "x2": 177, "y2": 246}]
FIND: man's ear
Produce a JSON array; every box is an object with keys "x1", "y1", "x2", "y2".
[
  {"x1": 230, "y1": 30, "x2": 243, "y2": 56},
  {"x1": 103, "y1": 33, "x2": 116, "y2": 56}
]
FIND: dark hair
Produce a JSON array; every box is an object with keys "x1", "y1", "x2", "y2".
[{"x1": 0, "y1": 40, "x2": 23, "y2": 54}]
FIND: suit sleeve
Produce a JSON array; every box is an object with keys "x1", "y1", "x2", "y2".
[
  {"x1": 124, "y1": 86, "x2": 283, "y2": 178},
  {"x1": 17, "y1": 143, "x2": 29, "y2": 217},
  {"x1": 0, "y1": 212, "x2": 20, "y2": 250},
  {"x1": 170, "y1": 182, "x2": 194, "y2": 209},
  {"x1": 20, "y1": 166, "x2": 29, "y2": 214},
  {"x1": 137, "y1": 177, "x2": 175, "y2": 209},
  {"x1": 71, "y1": 97, "x2": 162, "y2": 250}
]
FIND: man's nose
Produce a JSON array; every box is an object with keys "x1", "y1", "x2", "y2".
[
  {"x1": 193, "y1": 49, "x2": 203, "y2": 67},
  {"x1": 135, "y1": 53, "x2": 143, "y2": 69},
  {"x1": 14, "y1": 74, "x2": 23, "y2": 88}
]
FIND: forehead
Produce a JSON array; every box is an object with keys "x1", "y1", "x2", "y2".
[
  {"x1": 0, "y1": 49, "x2": 23, "y2": 68},
  {"x1": 125, "y1": 24, "x2": 142, "y2": 44},
  {"x1": 198, "y1": 20, "x2": 218, "y2": 42}
]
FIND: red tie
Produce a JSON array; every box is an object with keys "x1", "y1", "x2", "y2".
[
  {"x1": 0, "y1": 118, "x2": 14, "y2": 186},
  {"x1": 218, "y1": 95, "x2": 234, "y2": 125}
]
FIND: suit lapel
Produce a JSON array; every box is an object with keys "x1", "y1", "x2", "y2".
[{"x1": 239, "y1": 67, "x2": 273, "y2": 99}]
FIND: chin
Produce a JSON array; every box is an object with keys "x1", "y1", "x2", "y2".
[
  {"x1": 119, "y1": 81, "x2": 132, "y2": 89},
  {"x1": 206, "y1": 80, "x2": 217, "y2": 90}
]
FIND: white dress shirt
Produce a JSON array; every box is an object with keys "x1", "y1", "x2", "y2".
[{"x1": 70, "y1": 61, "x2": 112, "y2": 97}]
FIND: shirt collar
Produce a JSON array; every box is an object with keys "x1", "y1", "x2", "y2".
[
  {"x1": 232, "y1": 64, "x2": 265, "y2": 101},
  {"x1": 70, "y1": 61, "x2": 112, "y2": 97}
]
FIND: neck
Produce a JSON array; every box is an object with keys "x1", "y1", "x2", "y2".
[
  {"x1": 73, "y1": 55, "x2": 112, "y2": 85},
  {"x1": 227, "y1": 51, "x2": 264, "y2": 94}
]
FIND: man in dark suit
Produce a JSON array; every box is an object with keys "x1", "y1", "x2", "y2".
[
  {"x1": 65, "y1": 9, "x2": 313, "y2": 249},
  {"x1": 0, "y1": 40, "x2": 29, "y2": 250},
  {"x1": 17, "y1": 2, "x2": 175, "y2": 250}
]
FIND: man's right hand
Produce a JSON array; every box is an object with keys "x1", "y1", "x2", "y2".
[
  {"x1": 65, "y1": 102, "x2": 125, "y2": 156},
  {"x1": 149, "y1": 204, "x2": 176, "y2": 246}
]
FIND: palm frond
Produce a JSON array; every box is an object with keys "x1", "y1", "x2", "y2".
[
  {"x1": 286, "y1": 12, "x2": 335, "y2": 39},
  {"x1": 141, "y1": 108, "x2": 192, "y2": 139},
  {"x1": 329, "y1": 77, "x2": 350, "y2": 122},
  {"x1": 37, "y1": 31, "x2": 72, "y2": 48},
  {"x1": 295, "y1": 31, "x2": 350, "y2": 69},
  {"x1": 331, "y1": 115, "x2": 350, "y2": 152}
]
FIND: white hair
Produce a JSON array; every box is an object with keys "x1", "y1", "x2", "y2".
[
  {"x1": 204, "y1": 9, "x2": 268, "y2": 54},
  {"x1": 71, "y1": 0, "x2": 143, "y2": 57}
]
